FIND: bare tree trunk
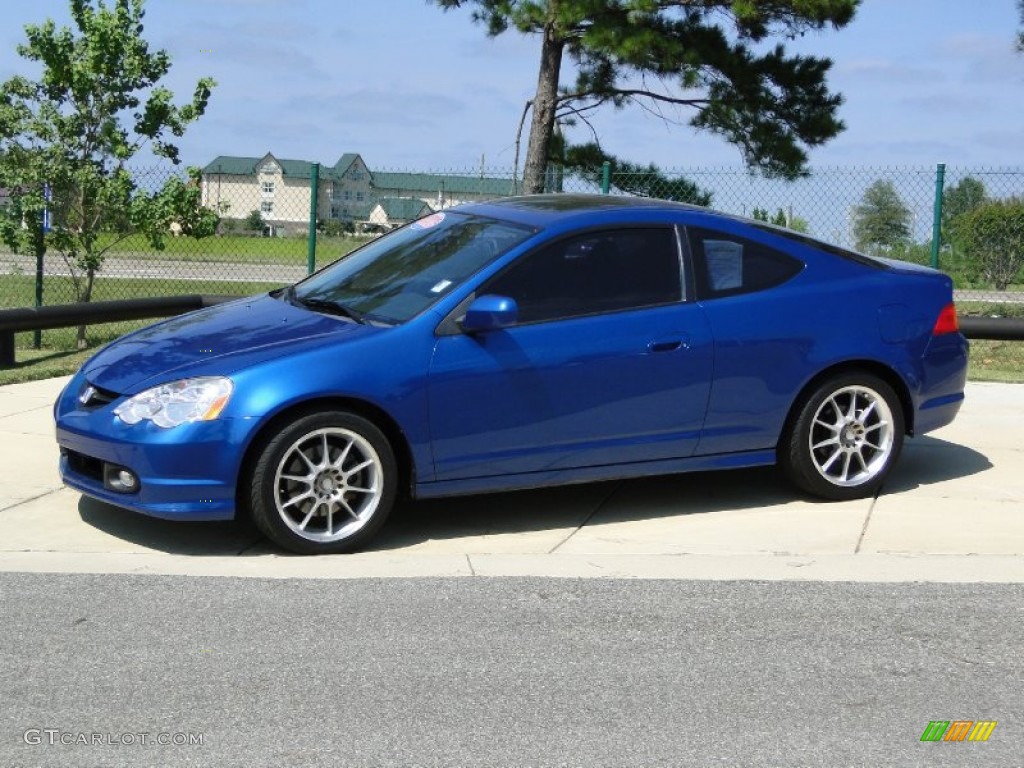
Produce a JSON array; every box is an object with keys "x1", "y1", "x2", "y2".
[
  {"x1": 511, "y1": 100, "x2": 532, "y2": 195},
  {"x1": 522, "y1": 21, "x2": 564, "y2": 195},
  {"x1": 76, "y1": 266, "x2": 96, "y2": 349}
]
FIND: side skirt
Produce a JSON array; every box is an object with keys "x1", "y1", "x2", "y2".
[{"x1": 413, "y1": 449, "x2": 777, "y2": 500}]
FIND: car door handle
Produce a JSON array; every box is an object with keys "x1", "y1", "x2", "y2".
[{"x1": 648, "y1": 339, "x2": 686, "y2": 353}]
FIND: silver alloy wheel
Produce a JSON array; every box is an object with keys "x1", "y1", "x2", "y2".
[
  {"x1": 808, "y1": 384, "x2": 895, "y2": 487},
  {"x1": 273, "y1": 427, "x2": 383, "y2": 543}
]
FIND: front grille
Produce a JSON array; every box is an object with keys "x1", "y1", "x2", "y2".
[{"x1": 65, "y1": 450, "x2": 104, "y2": 482}]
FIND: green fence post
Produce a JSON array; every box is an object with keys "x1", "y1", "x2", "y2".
[
  {"x1": 601, "y1": 161, "x2": 611, "y2": 195},
  {"x1": 307, "y1": 162, "x2": 320, "y2": 275},
  {"x1": 33, "y1": 247, "x2": 43, "y2": 350},
  {"x1": 33, "y1": 196, "x2": 47, "y2": 350},
  {"x1": 930, "y1": 163, "x2": 945, "y2": 270}
]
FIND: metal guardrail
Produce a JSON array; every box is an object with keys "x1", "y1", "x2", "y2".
[
  {"x1": 958, "y1": 316, "x2": 1024, "y2": 341},
  {"x1": 0, "y1": 295, "x2": 234, "y2": 368},
  {"x1": 0, "y1": 297, "x2": 1021, "y2": 370}
]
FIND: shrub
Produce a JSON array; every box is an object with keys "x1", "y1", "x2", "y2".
[{"x1": 955, "y1": 198, "x2": 1024, "y2": 290}]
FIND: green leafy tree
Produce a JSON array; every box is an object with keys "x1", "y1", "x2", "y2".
[
  {"x1": 320, "y1": 219, "x2": 344, "y2": 237},
  {"x1": 942, "y1": 176, "x2": 987, "y2": 246},
  {"x1": 752, "y1": 207, "x2": 808, "y2": 233},
  {"x1": 557, "y1": 140, "x2": 711, "y2": 204},
  {"x1": 852, "y1": 180, "x2": 911, "y2": 256},
  {"x1": 0, "y1": 0, "x2": 215, "y2": 344},
  {"x1": 1018, "y1": 0, "x2": 1023, "y2": 52},
  {"x1": 245, "y1": 209, "x2": 265, "y2": 232},
  {"x1": 957, "y1": 198, "x2": 1024, "y2": 290},
  {"x1": 430, "y1": 0, "x2": 858, "y2": 193}
]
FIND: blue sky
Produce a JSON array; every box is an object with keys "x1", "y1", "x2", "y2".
[{"x1": 1, "y1": 0, "x2": 1021, "y2": 172}]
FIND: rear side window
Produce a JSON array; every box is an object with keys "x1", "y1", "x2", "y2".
[
  {"x1": 485, "y1": 227, "x2": 682, "y2": 324},
  {"x1": 687, "y1": 226, "x2": 803, "y2": 300}
]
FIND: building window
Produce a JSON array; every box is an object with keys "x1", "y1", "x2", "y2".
[
  {"x1": 356, "y1": 192, "x2": 364, "y2": 202},
  {"x1": 350, "y1": 170, "x2": 364, "y2": 181},
  {"x1": 262, "y1": 181, "x2": 275, "y2": 195},
  {"x1": 261, "y1": 201, "x2": 274, "y2": 215},
  {"x1": 343, "y1": 190, "x2": 351, "y2": 201}
]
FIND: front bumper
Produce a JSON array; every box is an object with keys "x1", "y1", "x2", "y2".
[{"x1": 55, "y1": 377, "x2": 251, "y2": 521}]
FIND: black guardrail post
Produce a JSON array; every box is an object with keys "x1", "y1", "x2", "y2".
[{"x1": 0, "y1": 330, "x2": 13, "y2": 369}]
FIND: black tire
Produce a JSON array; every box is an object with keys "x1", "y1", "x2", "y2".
[
  {"x1": 248, "y1": 410, "x2": 397, "y2": 554},
  {"x1": 780, "y1": 373, "x2": 905, "y2": 501}
]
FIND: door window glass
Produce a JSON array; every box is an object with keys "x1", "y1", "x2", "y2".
[
  {"x1": 485, "y1": 228, "x2": 682, "y2": 324},
  {"x1": 687, "y1": 227, "x2": 803, "y2": 299}
]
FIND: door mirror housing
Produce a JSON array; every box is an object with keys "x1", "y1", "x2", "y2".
[{"x1": 460, "y1": 295, "x2": 518, "y2": 333}]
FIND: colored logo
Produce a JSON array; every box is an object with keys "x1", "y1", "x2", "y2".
[{"x1": 921, "y1": 720, "x2": 997, "y2": 742}]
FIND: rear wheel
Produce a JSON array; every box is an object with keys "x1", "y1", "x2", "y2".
[
  {"x1": 781, "y1": 373, "x2": 904, "y2": 500},
  {"x1": 249, "y1": 411, "x2": 397, "y2": 554}
]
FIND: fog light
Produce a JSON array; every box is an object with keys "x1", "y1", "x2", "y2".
[{"x1": 104, "y1": 465, "x2": 139, "y2": 493}]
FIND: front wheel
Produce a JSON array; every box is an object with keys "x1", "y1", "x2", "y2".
[
  {"x1": 780, "y1": 373, "x2": 905, "y2": 501},
  {"x1": 248, "y1": 411, "x2": 397, "y2": 554}
]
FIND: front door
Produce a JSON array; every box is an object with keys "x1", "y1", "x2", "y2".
[{"x1": 426, "y1": 226, "x2": 714, "y2": 481}]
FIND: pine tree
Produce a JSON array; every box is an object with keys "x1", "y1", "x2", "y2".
[{"x1": 430, "y1": 0, "x2": 858, "y2": 193}]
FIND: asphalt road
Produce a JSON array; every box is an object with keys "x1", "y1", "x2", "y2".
[{"x1": 1, "y1": 574, "x2": 1020, "y2": 768}]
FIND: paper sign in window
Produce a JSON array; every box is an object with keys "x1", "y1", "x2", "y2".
[{"x1": 704, "y1": 240, "x2": 743, "y2": 291}]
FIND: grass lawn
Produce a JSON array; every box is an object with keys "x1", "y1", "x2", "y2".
[
  {"x1": 957, "y1": 302, "x2": 1024, "y2": 382},
  {"x1": 958, "y1": 301, "x2": 1024, "y2": 319},
  {"x1": 92, "y1": 233, "x2": 374, "y2": 265},
  {"x1": 968, "y1": 340, "x2": 1024, "y2": 383}
]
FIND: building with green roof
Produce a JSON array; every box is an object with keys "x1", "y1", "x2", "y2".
[{"x1": 200, "y1": 152, "x2": 513, "y2": 234}]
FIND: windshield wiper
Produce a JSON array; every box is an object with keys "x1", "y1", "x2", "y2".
[
  {"x1": 293, "y1": 294, "x2": 366, "y2": 324},
  {"x1": 274, "y1": 284, "x2": 297, "y2": 304}
]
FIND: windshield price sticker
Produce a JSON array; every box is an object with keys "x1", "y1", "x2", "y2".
[{"x1": 412, "y1": 213, "x2": 446, "y2": 230}]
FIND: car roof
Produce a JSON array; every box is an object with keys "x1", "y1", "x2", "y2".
[
  {"x1": 455, "y1": 193, "x2": 889, "y2": 271},
  {"x1": 454, "y1": 194, "x2": 707, "y2": 227}
]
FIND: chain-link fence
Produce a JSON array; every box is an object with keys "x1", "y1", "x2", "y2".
[{"x1": 1, "y1": 163, "x2": 1021, "y2": 378}]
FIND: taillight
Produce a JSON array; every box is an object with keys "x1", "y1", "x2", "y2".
[{"x1": 932, "y1": 303, "x2": 959, "y2": 335}]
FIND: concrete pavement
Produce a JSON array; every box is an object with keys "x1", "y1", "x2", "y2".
[{"x1": 0, "y1": 376, "x2": 1021, "y2": 582}]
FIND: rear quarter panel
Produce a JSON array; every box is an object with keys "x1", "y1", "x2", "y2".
[{"x1": 692, "y1": 230, "x2": 963, "y2": 456}]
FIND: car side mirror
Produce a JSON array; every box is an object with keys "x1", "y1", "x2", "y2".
[{"x1": 459, "y1": 295, "x2": 519, "y2": 333}]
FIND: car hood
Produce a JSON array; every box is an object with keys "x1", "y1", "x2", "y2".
[{"x1": 82, "y1": 294, "x2": 376, "y2": 393}]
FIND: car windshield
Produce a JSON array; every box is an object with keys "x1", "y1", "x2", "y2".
[{"x1": 289, "y1": 212, "x2": 535, "y2": 324}]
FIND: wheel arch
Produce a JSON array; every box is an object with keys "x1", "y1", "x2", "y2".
[
  {"x1": 780, "y1": 360, "x2": 915, "y2": 449},
  {"x1": 234, "y1": 396, "x2": 417, "y2": 520}
]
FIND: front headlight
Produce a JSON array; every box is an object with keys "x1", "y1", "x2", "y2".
[{"x1": 114, "y1": 377, "x2": 233, "y2": 428}]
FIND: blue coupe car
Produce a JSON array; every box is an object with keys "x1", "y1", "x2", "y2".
[{"x1": 54, "y1": 195, "x2": 969, "y2": 554}]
